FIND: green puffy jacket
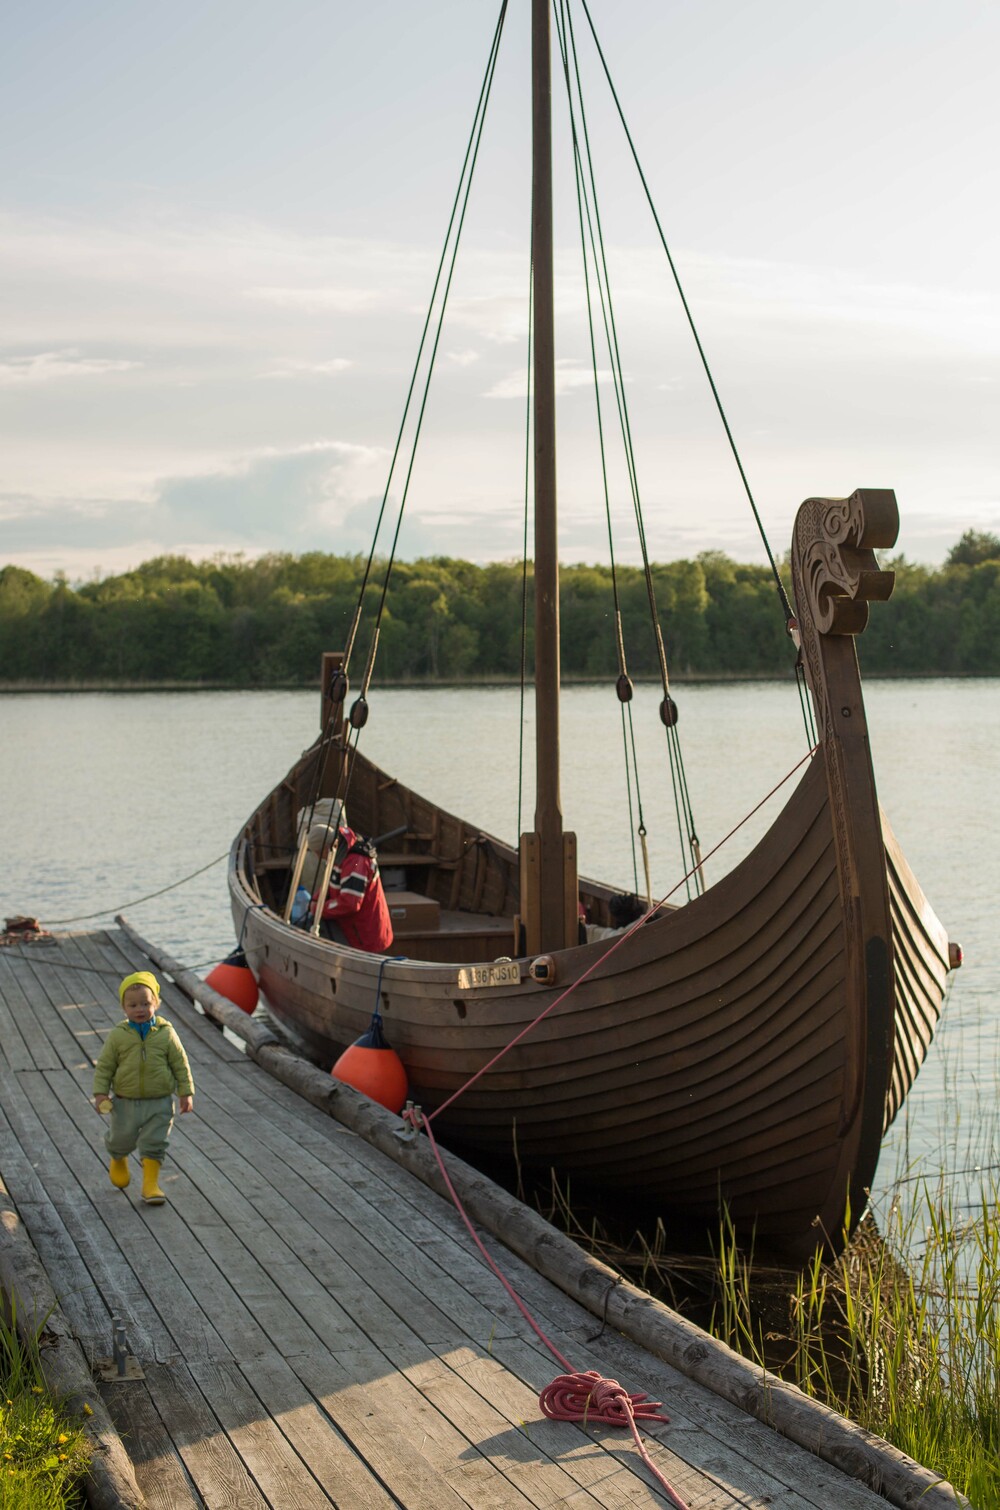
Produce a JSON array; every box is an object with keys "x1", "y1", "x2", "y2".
[{"x1": 93, "y1": 1017, "x2": 194, "y2": 1100}]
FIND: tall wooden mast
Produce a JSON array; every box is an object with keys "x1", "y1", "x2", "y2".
[{"x1": 520, "y1": 0, "x2": 578, "y2": 955}]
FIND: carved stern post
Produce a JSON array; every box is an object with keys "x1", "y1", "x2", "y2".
[{"x1": 789, "y1": 489, "x2": 899, "y2": 1243}]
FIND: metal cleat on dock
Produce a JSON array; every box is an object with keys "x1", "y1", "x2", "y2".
[{"x1": 95, "y1": 1315, "x2": 145, "y2": 1381}]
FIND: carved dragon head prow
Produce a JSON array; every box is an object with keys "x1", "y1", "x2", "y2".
[{"x1": 792, "y1": 488, "x2": 899, "y2": 638}]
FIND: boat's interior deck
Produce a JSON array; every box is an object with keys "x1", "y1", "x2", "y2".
[
  {"x1": 355, "y1": 851, "x2": 521, "y2": 962},
  {"x1": 250, "y1": 849, "x2": 521, "y2": 963},
  {"x1": 386, "y1": 896, "x2": 517, "y2": 964},
  {"x1": 242, "y1": 748, "x2": 633, "y2": 964}
]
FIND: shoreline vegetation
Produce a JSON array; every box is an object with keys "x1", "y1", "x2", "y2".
[
  {"x1": 0, "y1": 668, "x2": 992, "y2": 693},
  {"x1": 2, "y1": 529, "x2": 998, "y2": 685},
  {"x1": 541, "y1": 1174, "x2": 1000, "y2": 1508}
]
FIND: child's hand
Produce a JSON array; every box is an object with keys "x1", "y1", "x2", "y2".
[
  {"x1": 178, "y1": 1095, "x2": 194, "y2": 1114},
  {"x1": 94, "y1": 1094, "x2": 112, "y2": 1114}
]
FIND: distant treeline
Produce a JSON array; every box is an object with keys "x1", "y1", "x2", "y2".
[{"x1": 1, "y1": 530, "x2": 998, "y2": 685}]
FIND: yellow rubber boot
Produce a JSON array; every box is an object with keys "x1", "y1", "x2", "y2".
[
  {"x1": 141, "y1": 1159, "x2": 165, "y2": 1205},
  {"x1": 109, "y1": 1157, "x2": 130, "y2": 1189}
]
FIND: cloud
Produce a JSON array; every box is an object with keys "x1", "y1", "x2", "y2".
[
  {"x1": 0, "y1": 493, "x2": 160, "y2": 554},
  {"x1": 632, "y1": 247, "x2": 1000, "y2": 353},
  {"x1": 247, "y1": 286, "x2": 381, "y2": 314},
  {"x1": 0, "y1": 441, "x2": 388, "y2": 570},
  {"x1": 154, "y1": 441, "x2": 382, "y2": 544},
  {"x1": 486, "y1": 359, "x2": 612, "y2": 399},
  {"x1": 0, "y1": 349, "x2": 139, "y2": 385},
  {"x1": 258, "y1": 357, "x2": 353, "y2": 379},
  {"x1": 0, "y1": 206, "x2": 995, "y2": 578},
  {"x1": 444, "y1": 291, "x2": 527, "y2": 346},
  {"x1": 0, "y1": 209, "x2": 434, "y2": 361}
]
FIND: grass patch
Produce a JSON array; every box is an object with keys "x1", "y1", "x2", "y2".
[{"x1": 0, "y1": 1298, "x2": 90, "y2": 1510}]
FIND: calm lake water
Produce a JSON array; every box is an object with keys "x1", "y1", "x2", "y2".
[{"x1": 2, "y1": 680, "x2": 996, "y2": 1224}]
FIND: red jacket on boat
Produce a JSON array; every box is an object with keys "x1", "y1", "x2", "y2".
[{"x1": 312, "y1": 826, "x2": 393, "y2": 952}]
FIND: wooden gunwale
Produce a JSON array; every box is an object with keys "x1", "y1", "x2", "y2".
[{"x1": 239, "y1": 762, "x2": 846, "y2": 1067}]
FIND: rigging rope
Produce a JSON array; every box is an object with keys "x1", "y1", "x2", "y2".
[
  {"x1": 556, "y1": 0, "x2": 704, "y2": 896},
  {"x1": 362, "y1": 4, "x2": 507, "y2": 682},
  {"x1": 555, "y1": 0, "x2": 642, "y2": 894},
  {"x1": 1, "y1": 947, "x2": 244, "y2": 976},
  {"x1": 39, "y1": 851, "x2": 229, "y2": 926},
  {"x1": 517, "y1": 225, "x2": 534, "y2": 841},
  {"x1": 425, "y1": 741, "x2": 817, "y2": 1126},
  {"x1": 336, "y1": 0, "x2": 510, "y2": 681},
  {"x1": 293, "y1": 1, "x2": 510, "y2": 886},
  {"x1": 577, "y1": 0, "x2": 796, "y2": 640},
  {"x1": 796, "y1": 651, "x2": 819, "y2": 746}
]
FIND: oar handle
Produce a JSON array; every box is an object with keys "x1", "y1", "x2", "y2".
[
  {"x1": 310, "y1": 841, "x2": 340, "y2": 936},
  {"x1": 372, "y1": 823, "x2": 409, "y2": 848},
  {"x1": 282, "y1": 833, "x2": 312, "y2": 923}
]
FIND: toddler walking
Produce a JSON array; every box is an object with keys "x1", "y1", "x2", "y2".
[{"x1": 93, "y1": 970, "x2": 194, "y2": 1204}]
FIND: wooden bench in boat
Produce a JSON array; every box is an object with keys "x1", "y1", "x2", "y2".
[
  {"x1": 377, "y1": 850, "x2": 457, "y2": 869},
  {"x1": 254, "y1": 850, "x2": 457, "y2": 878}
]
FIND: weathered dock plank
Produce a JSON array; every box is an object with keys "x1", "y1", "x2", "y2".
[
  {"x1": 0, "y1": 952, "x2": 61, "y2": 1071},
  {"x1": 0, "y1": 959, "x2": 39, "y2": 1058},
  {"x1": 213, "y1": 1353, "x2": 402, "y2": 1510},
  {"x1": 138, "y1": 1359, "x2": 272, "y2": 1508},
  {"x1": 99, "y1": 1375, "x2": 203, "y2": 1510},
  {"x1": 0, "y1": 929, "x2": 953, "y2": 1509}
]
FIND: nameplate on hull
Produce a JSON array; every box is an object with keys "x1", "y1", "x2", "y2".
[{"x1": 457, "y1": 961, "x2": 521, "y2": 990}]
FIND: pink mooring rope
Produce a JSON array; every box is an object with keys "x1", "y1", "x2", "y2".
[
  {"x1": 540, "y1": 1371, "x2": 690, "y2": 1510},
  {"x1": 407, "y1": 1107, "x2": 691, "y2": 1509},
  {"x1": 396, "y1": 750, "x2": 823, "y2": 1509},
  {"x1": 539, "y1": 1369, "x2": 668, "y2": 1427}
]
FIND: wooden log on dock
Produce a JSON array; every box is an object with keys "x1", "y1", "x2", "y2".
[
  {"x1": 0, "y1": 1177, "x2": 146, "y2": 1510},
  {"x1": 118, "y1": 915, "x2": 966, "y2": 1510}
]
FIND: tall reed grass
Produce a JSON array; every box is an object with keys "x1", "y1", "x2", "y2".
[
  {"x1": 534, "y1": 1170, "x2": 999, "y2": 1506},
  {"x1": 711, "y1": 1177, "x2": 998, "y2": 1507}
]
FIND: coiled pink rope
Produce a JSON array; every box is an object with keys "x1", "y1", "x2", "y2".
[
  {"x1": 539, "y1": 1369, "x2": 668, "y2": 1426},
  {"x1": 540, "y1": 1372, "x2": 690, "y2": 1509}
]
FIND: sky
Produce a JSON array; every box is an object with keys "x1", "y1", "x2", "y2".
[{"x1": 2, "y1": 0, "x2": 998, "y2": 583}]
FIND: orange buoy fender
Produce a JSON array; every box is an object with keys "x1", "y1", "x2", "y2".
[
  {"x1": 205, "y1": 950, "x2": 259, "y2": 1014},
  {"x1": 331, "y1": 1018, "x2": 408, "y2": 1113}
]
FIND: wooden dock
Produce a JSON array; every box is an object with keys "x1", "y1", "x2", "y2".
[{"x1": 0, "y1": 927, "x2": 955, "y2": 1509}]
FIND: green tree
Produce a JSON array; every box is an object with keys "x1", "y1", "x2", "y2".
[
  {"x1": 945, "y1": 530, "x2": 1000, "y2": 568},
  {"x1": 3, "y1": 530, "x2": 1000, "y2": 683},
  {"x1": 0, "y1": 565, "x2": 51, "y2": 615}
]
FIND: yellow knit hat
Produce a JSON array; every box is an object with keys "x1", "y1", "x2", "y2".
[{"x1": 118, "y1": 970, "x2": 160, "y2": 1004}]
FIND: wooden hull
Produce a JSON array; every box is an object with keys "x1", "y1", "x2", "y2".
[{"x1": 228, "y1": 492, "x2": 954, "y2": 1261}]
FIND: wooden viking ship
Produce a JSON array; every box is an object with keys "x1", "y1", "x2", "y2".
[{"x1": 228, "y1": 1, "x2": 958, "y2": 1261}]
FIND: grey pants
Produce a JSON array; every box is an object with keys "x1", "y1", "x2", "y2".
[{"x1": 105, "y1": 1095, "x2": 175, "y2": 1163}]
